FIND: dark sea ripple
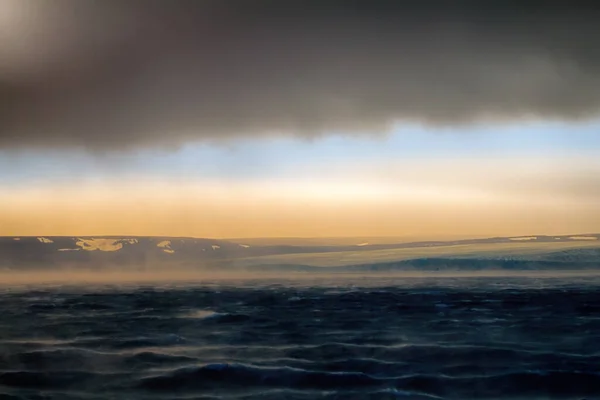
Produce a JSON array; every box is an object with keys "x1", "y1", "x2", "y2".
[{"x1": 1, "y1": 276, "x2": 600, "y2": 399}]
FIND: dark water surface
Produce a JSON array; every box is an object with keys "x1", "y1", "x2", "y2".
[{"x1": 1, "y1": 276, "x2": 600, "y2": 399}]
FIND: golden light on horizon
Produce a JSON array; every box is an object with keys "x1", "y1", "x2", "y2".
[{"x1": 1, "y1": 167, "x2": 598, "y2": 238}]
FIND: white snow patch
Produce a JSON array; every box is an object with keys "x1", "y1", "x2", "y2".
[
  {"x1": 239, "y1": 244, "x2": 250, "y2": 248},
  {"x1": 123, "y1": 238, "x2": 138, "y2": 244},
  {"x1": 37, "y1": 237, "x2": 54, "y2": 243},
  {"x1": 58, "y1": 248, "x2": 80, "y2": 252},
  {"x1": 569, "y1": 236, "x2": 597, "y2": 241},
  {"x1": 509, "y1": 237, "x2": 537, "y2": 241},
  {"x1": 13, "y1": 238, "x2": 20, "y2": 241},
  {"x1": 76, "y1": 238, "x2": 123, "y2": 252},
  {"x1": 157, "y1": 241, "x2": 175, "y2": 253},
  {"x1": 356, "y1": 242, "x2": 369, "y2": 246},
  {"x1": 211, "y1": 245, "x2": 221, "y2": 250},
  {"x1": 555, "y1": 237, "x2": 561, "y2": 240}
]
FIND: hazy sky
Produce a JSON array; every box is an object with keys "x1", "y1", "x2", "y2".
[{"x1": 1, "y1": 1, "x2": 599, "y2": 238}]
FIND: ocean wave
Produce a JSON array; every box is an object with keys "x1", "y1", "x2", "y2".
[
  {"x1": 284, "y1": 342, "x2": 600, "y2": 365},
  {"x1": 108, "y1": 334, "x2": 187, "y2": 350},
  {"x1": 179, "y1": 309, "x2": 223, "y2": 319},
  {"x1": 0, "y1": 370, "x2": 109, "y2": 390},
  {"x1": 2, "y1": 281, "x2": 600, "y2": 398},
  {"x1": 394, "y1": 370, "x2": 600, "y2": 398},
  {"x1": 211, "y1": 388, "x2": 443, "y2": 400},
  {"x1": 0, "y1": 348, "x2": 198, "y2": 375},
  {"x1": 138, "y1": 364, "x2": 600, "y2": 398},
  {"x1": 138, "y1": 363, "x2": 388, "y2": 391}
]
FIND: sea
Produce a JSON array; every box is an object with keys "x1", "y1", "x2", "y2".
[{"x1": 1, "y1": 275, "x2": 600, "y2": 399}]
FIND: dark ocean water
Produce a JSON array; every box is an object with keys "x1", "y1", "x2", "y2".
[{"x1": 1, "y1": 276, "x2": 600, "y2": 399}]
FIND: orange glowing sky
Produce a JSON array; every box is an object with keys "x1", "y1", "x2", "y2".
[{"x1": 2, "y1": 140, "x2": 599, "y2": 238}]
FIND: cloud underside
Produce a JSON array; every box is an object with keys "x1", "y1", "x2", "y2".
[{"x1": 1, "y1": 1, "x2": 600, "y2": 149}]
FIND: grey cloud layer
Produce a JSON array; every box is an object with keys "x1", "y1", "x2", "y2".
[{"x1": 1, "y1": 0, "x2": 600, "y2": 149}]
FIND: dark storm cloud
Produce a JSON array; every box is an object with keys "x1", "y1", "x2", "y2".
[{"x1": 1, "y1": 0, "x2": 600, "y2": 150}]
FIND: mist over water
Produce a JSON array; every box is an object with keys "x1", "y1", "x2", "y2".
[
  {"x1": 2, "y1": 269, "x2": 600, "y2": 286},
  {"x1": 1, "y1": 275, "x2": 600, "y2": 399}
]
